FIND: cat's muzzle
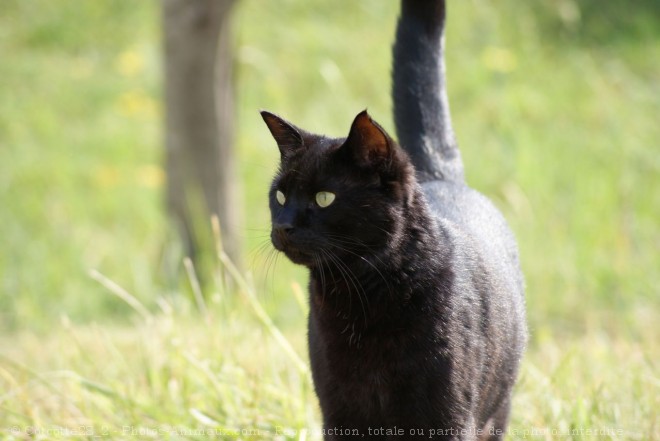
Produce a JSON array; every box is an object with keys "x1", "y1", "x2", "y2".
[{"x1": 271, "y1": 226, "x2": 314, "y2": 265}]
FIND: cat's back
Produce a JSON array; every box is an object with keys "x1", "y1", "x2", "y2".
[{"x1": 421, "y1": 180, "x2": 524, "y2": 295}]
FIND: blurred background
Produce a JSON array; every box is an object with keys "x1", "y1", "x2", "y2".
[
  {"x1": 2, "y1": 0, "x2": 657, "y2": 335},
  {"x1": 0, "y1": 0, "x2": 658, "y2": 437}
]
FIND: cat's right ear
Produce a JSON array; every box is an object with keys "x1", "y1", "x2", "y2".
[
  {"x1": 260, "y1": 111, "x2": 306, "y2": 160},
  {"x1": 340, "y1": 110, "x2": 393, "y2": 169}
]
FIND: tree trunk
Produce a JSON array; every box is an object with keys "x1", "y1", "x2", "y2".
[{"x1": 163, "y1": 0, "x2": 240, "y2": 267}]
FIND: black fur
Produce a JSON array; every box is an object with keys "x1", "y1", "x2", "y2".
[
  {"x1": 261, "y1": 1, "x2": 526, "y2": 439},
  {"x1": 393, "y1": 0, "x2": 463, "y2": 183}
]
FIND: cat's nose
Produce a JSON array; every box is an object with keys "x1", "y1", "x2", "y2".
[{"x1": 273, "y1": 222, "x2": 294, "y2": 235}]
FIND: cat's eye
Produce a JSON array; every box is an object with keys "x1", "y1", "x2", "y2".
[
  {"x1": 315, "y1": 191, "x2": 336, "y2": 208},
  {"x1": 276, "y1": 190, "x2": 286, "y2": 205}
]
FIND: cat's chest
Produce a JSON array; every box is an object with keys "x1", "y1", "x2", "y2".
[
  {"x1": 308, "y1": 275, "x2": 445, "y2": 417},
  {"x1": 309, "y1": 270, "x2": 410, "y2": 318},
  {"x1": 310, "y1": 311, "x2": 431, "y2": 416},
  {"x1": 310, "y1": 300, "x2": 422, "y2": 377}
]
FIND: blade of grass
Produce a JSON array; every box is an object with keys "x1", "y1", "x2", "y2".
[
  {"x1": 291, "y1": 281, "x2": 308, "y2": 314},
  {"x1": 217, "y1": 249, "x2": 310, "y2": 377},
  {"x1": 184, "y1": 257, "x2": 210, "y2": 322},
  {"x1": 89, "y1": 269, "x2": 153, "y2": 323}
]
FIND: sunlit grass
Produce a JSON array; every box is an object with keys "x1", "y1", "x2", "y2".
[
  {"x1": 1, "y1": 252, "x2": 657, "y2": 439},
  {"x1": 1, "y1": 239, "x2": 317, "y2": 439}
]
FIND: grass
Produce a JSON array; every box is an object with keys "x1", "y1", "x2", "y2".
[
  {"x1": 1, "y1": 0, "x2": 659, "y2": 439},
  {"x1": 1, "y1": 253, "x2": 657, "y2": 439},
  {"x1": 1, "y1": 250, "x2": 317, "y2": 439}
]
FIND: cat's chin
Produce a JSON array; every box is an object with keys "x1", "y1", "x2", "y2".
[{"x1": 280, "y1": 248, "x2": 315, "y2": 267}]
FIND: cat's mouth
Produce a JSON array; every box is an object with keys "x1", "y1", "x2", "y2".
[
  {"x1": 271, "y1": 231, "x2": 316, "y2": 266},
  {"x1": 281, "y1": 247, "x2": 315, "y2": 266},
  {"x1": 274, "y1": 241, "x2": 316, "y2": 266}
]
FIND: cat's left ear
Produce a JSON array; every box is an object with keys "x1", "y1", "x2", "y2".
[
  {"x1": 260, "y1": 111, "x2": 307, "y2": 160},
  {"x1": 341, "y1": 110, "x2": 392, "y2": 168}
]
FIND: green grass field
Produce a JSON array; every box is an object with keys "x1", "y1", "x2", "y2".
[{"x1": 1, "y1": 0, "x2": 658, "y2": 439}]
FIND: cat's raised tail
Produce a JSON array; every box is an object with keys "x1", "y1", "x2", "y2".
[{"x1": 392, "y1": 0, "x2": 464, "y2": 183}]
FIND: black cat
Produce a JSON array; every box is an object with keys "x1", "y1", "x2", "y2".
[{"x1": 261, "y1": 0, "x2": 526, "y2": 439}]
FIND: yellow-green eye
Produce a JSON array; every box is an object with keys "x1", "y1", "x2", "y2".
[
  {"x1": 276, "y1": 190, "x2": 286, "y2": 205},
  {"x1": 315, "y1": 191, "x2": 336, "y2": 208}
]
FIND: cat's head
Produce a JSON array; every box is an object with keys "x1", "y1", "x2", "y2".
[{"x1": 261, "y1": 110, "x2": 415, "y2": 267}]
